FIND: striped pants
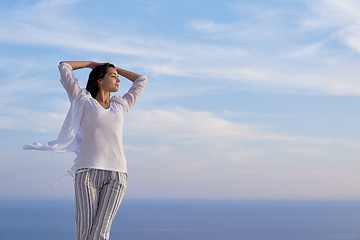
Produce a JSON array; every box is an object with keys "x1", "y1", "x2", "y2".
[{"x1": 74, "y1": 169, "x2": 127, "y2": 240}]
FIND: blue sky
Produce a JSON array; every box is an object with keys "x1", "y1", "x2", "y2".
[{"x1": 1, "y1": 0, "x2": 360, "y2": 199}]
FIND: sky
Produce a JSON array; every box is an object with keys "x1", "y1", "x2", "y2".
[{"x1": 1, "y1": 0, "x2": 360, "y2": 200}]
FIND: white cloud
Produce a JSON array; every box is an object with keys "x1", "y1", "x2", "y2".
[
  {"x1": 304, "y1": 0, "x2": 360, "y2": 52},
  {"x1": 227, "y1": 149, "x2": 256, "y2": 165},
  {"x1": 122, "y1": 107, "x2": 360, "y2": 180},
  {"x1": 125, "y1": 108, "x2": 268, "y2": 140},
  {"x1": 124, "y1": 145, "x2": 174, "y2": 157},
  {"x1": 7, "y1": 105, "x2": 347, "y2": 161},
  {"x1": 282, "y1": 41, "x2": 325, "y2": 58},
  {"x1": 271, "y1": 147, "x2": 326, "y2": 156},
  {"x1": 125, "y1": 108, "x2": 352, "y2": 146},
  {"x1": 33, "y1": 0, "x2": 81, "y2": 9},
  {"x1": 0, "y1": 103, "x2": 340, "y2": 153},
  {"x1": 222, "y1": 110, "x2": 301, "y2": 119},
  {"x1": 0, "y1": 105, "x2": 66, "y2": 133},
  {"x1": 2, "y1": 0, "x2": 360, "y2": 99},
  {"x1": 134, "y1": 0, "x2": 160, "y2": 15},
  {"x1": 0, "y1": 74, "x2": 68, "y2": 133},
  {"x1": 188, "y1": 17, "x2": 278, "y2": 42},
  {"x1": 305, "y1": 0, "x2": 360, "y2": 27},
  {"x1": 189, "y1": 19, "x2": 229, "y2": 33}
]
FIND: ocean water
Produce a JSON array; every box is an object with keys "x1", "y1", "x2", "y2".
[{"x1": 1, "y1": 199, "x2": 360, "y2": 240}]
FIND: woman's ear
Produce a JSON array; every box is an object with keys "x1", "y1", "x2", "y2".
[{"x1": 97, "y1": 79, "x2": 103, "y2": 86}]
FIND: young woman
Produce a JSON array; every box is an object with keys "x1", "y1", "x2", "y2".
[{"x1": 24, "y1": 61, "x2": 147, "y2": 240}]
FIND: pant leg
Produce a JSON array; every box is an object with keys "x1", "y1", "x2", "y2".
[
  {"x1": 75, "y1": 169, "x2": 104, "y2": 240},
  {"x1": 88, "y1": 171, "x2": 128, "y2": 240}
]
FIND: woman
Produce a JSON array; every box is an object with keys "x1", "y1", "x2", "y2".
[{"x1": 24, "y1": 61, "x2": 147, "y2": 240}]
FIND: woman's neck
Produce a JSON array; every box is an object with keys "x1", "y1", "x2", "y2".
[
  {"x1": 95, "y1": 90, "x2": 110, "y2": 103},
  {"x1": 95, "y1": 90, "x2": 111, "y2": 108}
]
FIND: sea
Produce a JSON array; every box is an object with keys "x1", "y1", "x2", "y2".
[{"x1": 1, "y1": 199, "x2": 360, "y2": 240}]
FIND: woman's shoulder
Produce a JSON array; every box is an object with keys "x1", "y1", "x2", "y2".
[
  {"x1": 69, "y1": 89, "x2": 92, "y2": 105},
  {"x1": 110, "y1": 95, "x2": 128, "y2": 111},
  {"x1": 110, "y1": 95, "x2": 124, "y2": 103}
]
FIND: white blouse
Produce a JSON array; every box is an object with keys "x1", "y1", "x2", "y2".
[{"x1": 24, "y1": 63, "x2": 147, "y2": 174}]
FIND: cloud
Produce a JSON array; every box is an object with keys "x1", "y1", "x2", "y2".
[
  {"x1": 134, "y1": 0, "x2": 161, "y2": 15},
  {"x1": 189, "y1": 19, "x2": 229, "y2": 33},
  {"x1": 0, "y1": 72, "x2": 68, "y2": 133},
  {"x1": 125, "y1": 108, "x2": 351, "y2": 146},
  {"x1": 126, "y1": 108, "x2": 272, "y2": 140},
  {"x1": 124, "y1": 145, "x2": 174, "y2": 157},
  {"x1": 282, "y1": 41, "x2": 326, "y2": 58},
  {"x1": 304, "y1": 0, "x2": 360, "y2": 27},
  {"x1": 0, "y1": 105, "x2": 66, "y2": 133},
  {"x1": 2, "y1": 0, "x2": 360, "y2": 99},
  {"x1": 7, "y1": 105, "x2": 346, "y2": 165},
  {"x1": 304, "y1": 0, "x2": 360, "y2": 52},
  {"x1": 33, "y1": 0, "x2": 81, "y2": 9},
  {"x1": 122, "y1": 107, "x2": 360, "y2": 178},
  {"x1": 284, "y1": 147, "x2": 325, "y2": 156}
]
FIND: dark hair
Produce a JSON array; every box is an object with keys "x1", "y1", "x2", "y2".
[{"x1": 86, "y1": 63, "x2": 115, "y2": 98}]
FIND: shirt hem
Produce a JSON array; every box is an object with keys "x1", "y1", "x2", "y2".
[{"x1": 72, "y1": 165, "x2": 127, "y2": 174}]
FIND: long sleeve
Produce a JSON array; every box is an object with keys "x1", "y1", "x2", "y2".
[
  {"x1": 58, "y1": 62, "x2": 82, "y2": 101},
  {"x1": 23, "y1": 64, "x2": 91, "y2": 153},
  {"x1": 121, "y1": 76, "x2": 148, "y2": 113}
]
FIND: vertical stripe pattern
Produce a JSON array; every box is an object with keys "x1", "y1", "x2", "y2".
[{"x1": 75, "y1": 169, "x2": 127, "y2": 240}]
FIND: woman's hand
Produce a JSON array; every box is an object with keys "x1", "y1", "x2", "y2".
[{"x1": 89, "y1": 61, "x2": 109, "y2": 69}]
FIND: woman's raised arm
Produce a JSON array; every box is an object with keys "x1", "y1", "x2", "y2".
[
  {"x1": 59, "y1": 61, "x2": 106, "y2": 70},
  {"x1": 115, "y1": 67, "x2": 142, "y2": 82}
]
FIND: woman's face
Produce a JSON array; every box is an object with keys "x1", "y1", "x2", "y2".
[{"x1": 98, "y1": 67, "x2": 120, "y2": 92}]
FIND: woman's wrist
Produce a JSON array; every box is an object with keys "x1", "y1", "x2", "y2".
[{"x1": 88, "y1": 61, "x2": 95, "y2": 69}]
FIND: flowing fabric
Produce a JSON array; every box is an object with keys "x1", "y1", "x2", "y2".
[
  {"x1": 22, "y1": 91, "x2": 129, "y2": 154},
  {"x1": 23, "y1": 90, "x2": 91, "y2": 154}
]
